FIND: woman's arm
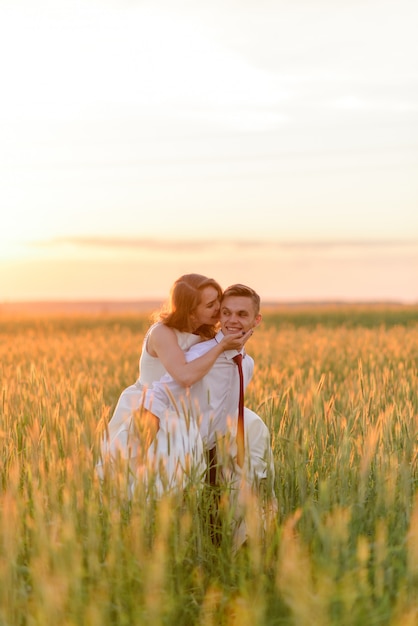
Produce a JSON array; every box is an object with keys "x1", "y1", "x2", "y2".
[{"x1": 147, "y1": 323, "x2": 252, "y2": 387}]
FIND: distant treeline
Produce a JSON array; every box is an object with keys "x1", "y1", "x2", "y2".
[
  {"x1": 262, "y1": 304, "x2": 418, "y2": 329},
  {"x1": 0, "y1": 302, "x2": 417, "y2": 331}
]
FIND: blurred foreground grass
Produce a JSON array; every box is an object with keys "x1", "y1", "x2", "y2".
[{"x1": 0, "y1": 305, "x2": 417, "y2": 625}]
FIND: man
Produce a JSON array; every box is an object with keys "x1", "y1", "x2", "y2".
[{"x1": 141, "y1": 284, "x2": 275, "y2": 525}]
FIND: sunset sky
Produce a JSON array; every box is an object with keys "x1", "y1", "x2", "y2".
[{"x1": 1, "y1": 0, "x2": 417, "y2": 303}]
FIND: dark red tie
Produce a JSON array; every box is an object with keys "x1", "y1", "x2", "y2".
[{"x1": 232, "y1": 353, "x2": 245, "y2": 468}]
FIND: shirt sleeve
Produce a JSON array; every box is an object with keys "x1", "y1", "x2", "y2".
[
  {"x1": 184, "y1": 338, "x2": 217, "y2": 362},
  {"x1": 243, "y1": 353, "x2": 254, "y2": 387}
]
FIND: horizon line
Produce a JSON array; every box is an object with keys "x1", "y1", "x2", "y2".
[{"x1": 1, "y1": 298, "x2": 417, "y2": 310}]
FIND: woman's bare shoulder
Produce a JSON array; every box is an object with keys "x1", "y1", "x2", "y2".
[
  {"x1": 150, "y1": 322, "x2": 175, "y2": 338},
  {"x1": 145, "y1": 323, "x2": 178, "y2": 357},
  {"x1": 148, "y1": 322, "x2": 178, "y2": 346}
]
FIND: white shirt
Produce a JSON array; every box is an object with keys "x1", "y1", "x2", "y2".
[{"x1": 143, "y1": 330, "x2": 254, "y2": 449}]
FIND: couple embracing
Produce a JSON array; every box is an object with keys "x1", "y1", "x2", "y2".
[{"x1": 97, "y1": 274, "x2": 276, "y2": 541}]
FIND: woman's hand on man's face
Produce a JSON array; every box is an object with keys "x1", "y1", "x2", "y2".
[{"x1": 220, "y1": 328, "x2": 254, "y2": 351}]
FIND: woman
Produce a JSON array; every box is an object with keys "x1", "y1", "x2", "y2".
[{"x1": 97, "y1": 274, "x2": 251, "y2": 496}]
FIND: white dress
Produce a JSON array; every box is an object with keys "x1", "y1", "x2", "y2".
[{"x1": 97, "y1": 324, "x2": 206, "y2": 497}]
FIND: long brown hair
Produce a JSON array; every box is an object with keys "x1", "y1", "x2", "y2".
[{"x1": 155, "y1": 274, "x2": 222, "y2": 339}]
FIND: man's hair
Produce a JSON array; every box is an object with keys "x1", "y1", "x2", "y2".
[{"x1": 221, "y1": 284, "x2": 261, "y2": 315}]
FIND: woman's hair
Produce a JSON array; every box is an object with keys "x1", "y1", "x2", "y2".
[{"x1": 155, "y1": 273, "x2": 222, "y2": 339}]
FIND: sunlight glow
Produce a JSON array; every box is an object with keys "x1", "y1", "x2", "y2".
[{"x1": 0, "y1": 1, "x2": 417, "y2": 302}]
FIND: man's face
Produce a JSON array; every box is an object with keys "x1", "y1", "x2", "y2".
[{"x1": 220, "y1": 295, "x2": 262, "y2": 335}]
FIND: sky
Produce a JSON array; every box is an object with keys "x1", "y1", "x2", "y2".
[{"x1": 1, "y1": 0, "x2": 417, "y2": 303}]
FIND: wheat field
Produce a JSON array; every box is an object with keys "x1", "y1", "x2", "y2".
[{"x1": 0, "y1": 307, "x2": 417, "y2": 625}]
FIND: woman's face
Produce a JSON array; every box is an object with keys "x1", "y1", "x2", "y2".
[{"x1": 193, "y1": 286, "x2": 221, "y2": 328}]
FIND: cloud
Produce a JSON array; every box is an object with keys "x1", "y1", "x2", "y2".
[
  {"x1": 32, "y1": 237, "x2": 215, "y2": 252},
  {"x1": 33, "y1": 236, "x2": 418, "y2": 253}
]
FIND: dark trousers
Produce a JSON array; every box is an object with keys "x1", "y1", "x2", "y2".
[
  {"x1": 207, "y1": 446, "x2": 219, "y2": 486},
  {"x1": 206, "y1": 446, "x2": 221, "y2": 545}
]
